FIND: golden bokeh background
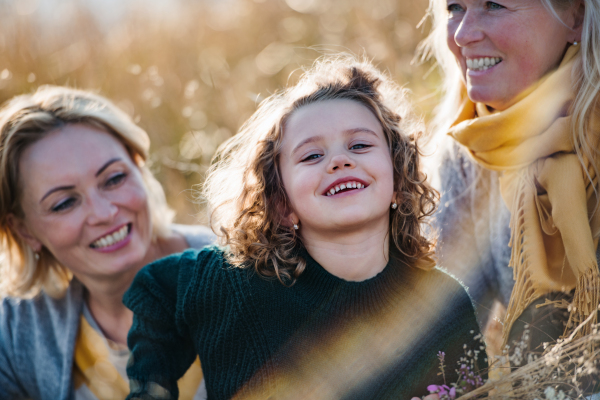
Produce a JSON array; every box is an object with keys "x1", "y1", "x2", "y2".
[{"x1": 0, "y1": 0, "x2": 437, "y2": 223}]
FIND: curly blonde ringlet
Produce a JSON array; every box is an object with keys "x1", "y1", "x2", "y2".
[
  {"x1": 0, "y1": 85, "x2": 174, "y2": 298},
  {"x1": 418, "y1": 0, "x2": 600, "y2": 184},
  {"x1": 203, "y1": 56, "x2": 438, "y2": 285}
]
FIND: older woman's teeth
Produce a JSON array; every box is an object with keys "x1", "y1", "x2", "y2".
[
  {"x1": 326, "y1": 181, "x2": 364, "y2": 196},
  {"x1": 467, "y1": 57, "x2": 502, "y2": 71},
  {"x1": 92, "y1": 225, "x2": 129, "y2": 248}
]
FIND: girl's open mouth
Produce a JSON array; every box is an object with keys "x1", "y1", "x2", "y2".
[{"x1": 324, "y1": 180, "x2": 368, "y2": 196}]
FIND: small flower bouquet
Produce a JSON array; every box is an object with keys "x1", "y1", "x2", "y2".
[{"x1": 412, "y1": 321, "x2": 600, "y2": 400}]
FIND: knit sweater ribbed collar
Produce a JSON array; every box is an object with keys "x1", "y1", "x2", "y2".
[{"x1": 294, "y1": 248, "x2": 410, "y2": 313}]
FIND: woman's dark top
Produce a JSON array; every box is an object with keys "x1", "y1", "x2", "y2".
[{"x1": 124, "y1": 246, "x2": 487, "y2": 400}]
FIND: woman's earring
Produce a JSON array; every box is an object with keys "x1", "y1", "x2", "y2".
[
  {"x1": 391, "y1": 203, "x2": 398, "y2": 210},
  {"x1": 573, "y1": 41, "x2": 578, "y2": 46},
  {"x1": 293, "y1": 223, "x2": 299, "y2": 230},
  {"x1": 34, "y1": 252, "x2": 40, "y2": 261}
]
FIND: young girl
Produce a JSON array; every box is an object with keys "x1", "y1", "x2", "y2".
[{"x1": 124, "y1": 57, "x2": 486, "y2": 400}]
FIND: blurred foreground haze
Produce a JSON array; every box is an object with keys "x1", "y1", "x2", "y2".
[{"x1": 0, "y1": 0, "x2": 437, "y2": 223}]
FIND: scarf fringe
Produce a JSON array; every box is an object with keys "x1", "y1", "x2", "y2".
[
  {"x1": 565, "y1": 269, "x2": 599, "y2": 339},
  {"x1": 502, "y1": 175, "x2": 540, "y2": 346}
]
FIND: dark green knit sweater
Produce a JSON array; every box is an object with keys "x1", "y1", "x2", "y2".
[{"x1": 124, "y1": 246, "x2": 486, "y2": 400}]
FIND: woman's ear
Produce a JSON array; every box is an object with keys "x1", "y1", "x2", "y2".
[
  {"x1": 569, "y1": 0, "x2": 585, "y2": 42},
  {"x1": 6, "y1": 214, "x2": 42, "y2": 252}
]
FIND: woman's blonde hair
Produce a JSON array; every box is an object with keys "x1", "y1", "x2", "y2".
[
  {"x1": 0, "y1": 85, "x2": 174, "y2": 298},
  {"x1": 203, "y1": 56, "x2": 437, "y2": 285},
  {"x1": 418, "y1": 0, "x2": 600, "y2": 171}
]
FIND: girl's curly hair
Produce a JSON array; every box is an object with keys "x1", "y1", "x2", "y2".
[{"x1": 202, "y1": 55, "x2": 438, "y2": 285}]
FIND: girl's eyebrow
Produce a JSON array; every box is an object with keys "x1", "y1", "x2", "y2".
[
  {"x1": 290, "y1": 128, "x2": 377, "y2": 156},
  {"x1": 291, "y1": 135, "x2": 324, "y2": 156}
]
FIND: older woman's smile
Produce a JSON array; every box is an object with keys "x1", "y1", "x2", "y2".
[
  {"x1": 466, "y1": 57, "x2": 502, "y2": 71},
  {"x1": 446, "y1": 0, "x2": 579, "y2": 110}
]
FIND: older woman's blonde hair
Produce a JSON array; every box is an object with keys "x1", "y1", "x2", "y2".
[
  {"x1": 418, "y1": 0, "x2": 600, "y2": 176},
  {"x1": 203, "y1": 56, "x2": 437, "y2": 285},
  {"x1": 0, "y1": 85, "x2": 174, "y2": 298}
]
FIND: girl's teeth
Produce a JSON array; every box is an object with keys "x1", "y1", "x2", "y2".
[
  {"x1": 467, "y1": 57, "x2": 501, "y2": 71},
  {"x1": 326, "y1": 181, "x2": 366, "y2": 196}
]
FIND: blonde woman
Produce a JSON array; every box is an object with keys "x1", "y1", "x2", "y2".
[
  {"x1": 0, "y1": 86, "x2": 213, "y2": 400},
  {"x1": 421, "y1": 0, "x2": 599, "y2": 358}
]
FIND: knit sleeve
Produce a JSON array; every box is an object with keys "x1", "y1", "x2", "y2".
[
  {"x1": 124, "y1": 249, "x2": 203, "y2": 400},
  {"x1": 0, "y1": 299, "x2": 28, "y2": 399},
  {"x1": 435, "y1": 144, "x2": 499, "y2": 327}
]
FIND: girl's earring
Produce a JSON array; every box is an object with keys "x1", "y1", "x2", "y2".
[
  {"x1": 573, "y1": 41, "x2": 578, "y2": 46},
  {"x1": 34, "y1": 252, "x2": 40, "y2": 261},
  {"x1": 293, "y1": 223, "x2": 299, "y2": 230},
  {"x1": 391, "y1": 203, "x2": 398, "y2": 210}
]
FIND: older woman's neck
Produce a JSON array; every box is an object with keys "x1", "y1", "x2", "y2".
[
  {"x1": 301, "y1": 222, "x2": 390, "y2": 282},
  {"x1": 82, "y1": 232, "x2": 188, "y2": 345},
  {"x1": 83, "y1": 273, "x2": 137, "y2": 345}
]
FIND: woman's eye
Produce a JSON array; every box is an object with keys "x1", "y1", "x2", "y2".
[
  {"x1": 105, "y1": 172, "x2": 127, "y2": 187},
  {"x1": 301, "y1": 154, "x2": 322, "y2": 162},
  {"x1": 447, "y1": 3, "x2": 464, "y2": 13},
  {"x1": 486, "y1": 1, "x2": 504, "y2": 10},
  {"x1": 52, "y1": 198, "x2": 76, "y2": 213}
]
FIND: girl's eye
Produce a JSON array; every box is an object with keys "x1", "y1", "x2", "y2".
[
  {"x1": 301, "y1": 154, "x2": 322, "y2": 162},
  {"x1": 486, "y1": 1, "x2": 504, "y2": 10},
  {"x1": 447, "y1": 3, "x2": 464, "y2": 13},
  {"x1": 52, "y1": 198, "x2": 76, "y2": 213},
  {"x1": 350, "y1": 143, "x2": 371, "y2": 150},
  {"x1": 105, "y1": 172, "x2": 127, "y2": 188}
]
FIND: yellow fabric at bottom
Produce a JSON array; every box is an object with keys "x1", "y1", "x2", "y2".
[{"x1": 73, "y1": 315, "x2": 203, "y2": 400}]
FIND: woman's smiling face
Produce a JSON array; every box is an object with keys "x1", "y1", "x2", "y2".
[
  {"x1": 446, "y1": 0, "x2": 581, "y2": 110},
  {"x1": 278, "y1": 99, "x2": 395, "y2": 239},
  {"x1": 13, "y1": 123, "x2": 153, "y2": 283}
]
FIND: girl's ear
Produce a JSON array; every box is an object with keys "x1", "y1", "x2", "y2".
[
  {"x1": 279, "y1": 208, "x2": 299, "y2": 228},
  {"x1": 6, "y1": 214, "x2": 43, "y2": 252},
  {"x1": 274, "y1": 194, "x2": 298, "y2": 228},
  {"x1": 287, "y1": 211, "x2": 299, "y2": 228}
]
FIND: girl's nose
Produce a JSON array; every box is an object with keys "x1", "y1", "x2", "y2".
[
  {"x1": 86, "y1": 194, "x2": 118, "y2": 225},
  {"x1": 327, "y1": 153, "x2": 356, "y2": 173},
  {"x1": 454, "y1": 10, "x2": 485, "y2": 48}
]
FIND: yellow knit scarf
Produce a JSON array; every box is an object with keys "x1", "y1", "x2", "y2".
[{"x1": 448, "y1": 45, "x2": 600, "y2": 345}]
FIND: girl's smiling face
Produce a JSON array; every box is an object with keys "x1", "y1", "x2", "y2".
[{"x1": 278, "y1": 99, "x2": 395, "y2": 238}]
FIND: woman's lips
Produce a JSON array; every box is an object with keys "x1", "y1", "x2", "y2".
[
  {"x1": 466, "y1": 57, "x2": 502, "y2": 71},
  {"x1": 90, "y1": 223, "x2": 132, "y2": 253}
]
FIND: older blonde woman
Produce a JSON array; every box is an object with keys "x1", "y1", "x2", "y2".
[
  {"x1": 0, "y1": 86, "x2": 213, "y2": 400},
  {"x1": 421, "y1": 0, "x2": 599, "y2": 358}
]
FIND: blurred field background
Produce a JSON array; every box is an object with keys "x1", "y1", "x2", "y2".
[{"x1": 0, "y1": 0, "x2": 438, "y2": 224}]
